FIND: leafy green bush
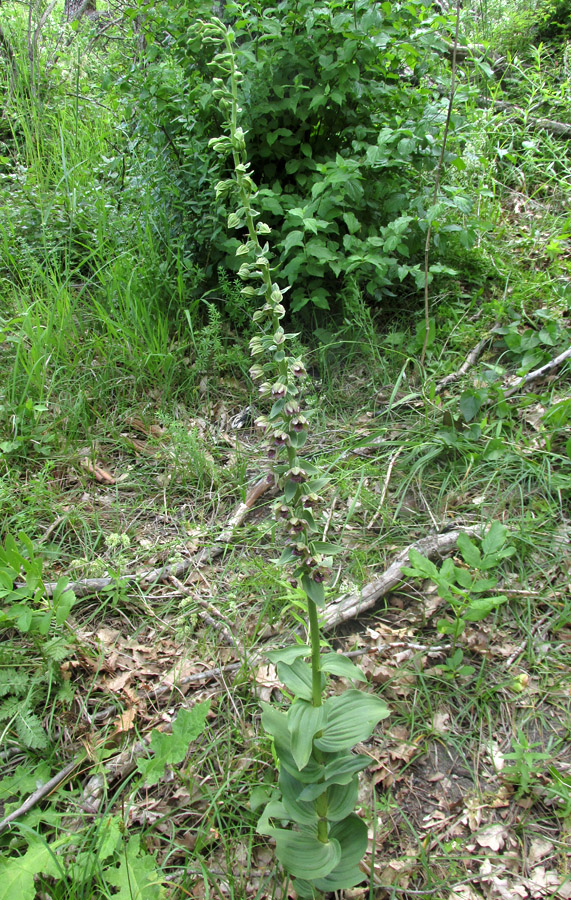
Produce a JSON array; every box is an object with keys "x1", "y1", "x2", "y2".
[{"x1": 119, "y1": 0, "x2": 472, "y2": 317}]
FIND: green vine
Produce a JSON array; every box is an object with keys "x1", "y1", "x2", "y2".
[{"x1": 201, "y1": 19, "x2": 389, "y2": 897}]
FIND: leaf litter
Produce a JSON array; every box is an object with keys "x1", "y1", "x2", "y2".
[{"x1": 2, "y1": 370, "x2": 571, "y2": 900}]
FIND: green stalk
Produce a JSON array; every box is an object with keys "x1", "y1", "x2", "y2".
[
  {"x1": 308, "y1": 596, "x2": 328, "y2": 843},
  {"x1": 307, "y1": 597, "x2": 322, "y2": 708}
]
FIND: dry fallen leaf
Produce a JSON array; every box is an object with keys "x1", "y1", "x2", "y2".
[
  {"x1": 254, "y1": 663, "x2": 280, "y2": 703},
  {"x1": 448, "y1": 887, "x2": 482, "y2": 900},
  {"x1": 527, "y1": 837, "x2": 554, "y2": 867},
  {"x1": 111, "y1": 705, "x2": 137, "y2": 736},
  {"x1": 431, "y1": 709, "x2": 451, "y2": 733},
  {"x1": 475, "y1": 823, "x2": 509, "y2": 852}
]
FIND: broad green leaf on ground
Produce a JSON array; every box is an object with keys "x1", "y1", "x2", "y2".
[
  {"x1": 0, "y1": 837, "x2": 63, "y2": 900},
  {"x1": 104, "y1": 836, "x2": 162, "y2": 900},
  {"x1": 136, "y1": 700, "x2": 210, "y2": 785}
]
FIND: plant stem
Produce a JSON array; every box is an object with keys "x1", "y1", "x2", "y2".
[
  {"x1": 307, "y1": 598, "x2": 322, "y2": 708},
  {"x1": 421, "y1": 0, "x2": 461, "y2": 366}
]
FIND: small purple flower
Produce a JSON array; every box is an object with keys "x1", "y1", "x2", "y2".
[
  {"x1": 286, "y1": 467, "x2": 306, "y2": 484},
  {"x1": 302, "y1": 493, "x2": 319, "y2": 509},
  {"x1": 288, "y1": 518, "x2": 306, "y2": 534},
  {"x1": 291, "y1": 361, "x2": 307, "y2": 378},
  {"x1": 291, "y1": 416, "x2": 308, "y2": 433},
  {"x1": 249, "y1": 365, "x2": 264, "y2": 381},
  {"x1": 271, "y1": 382, "x2": 287, "y2": 399},
  {"x1": 275, "y1": 504, "x2": 290, "y2": 519},
  {"x1": 284, "y1": 401, "x2": 301, "y2": 417},
  {"x1": 291, "y1": 542, "x2": 308, "y2": 558},
  {"x1": 272, "y1": 431, "x2": 289, "y2": 446}
]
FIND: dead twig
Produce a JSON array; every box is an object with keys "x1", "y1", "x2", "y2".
[
  {"x1": 435, "y1": 334, "x2": 493, "y2": 391},
  {"x1": 31, "y1": 475, "x2": 276, "y2": 599},
  {"x1": 503, "y1": 344, "x2": 571, "y2": 399},
  {"x1": 373, "y1": 331, "x2": 493, "y2": 424},
  {"x1": 367, "y1": 447, "x2": 404, "y2": 529},
  {"x1": 0, "y1": 755, "x2": 85, "y2": 835},
  {"x1": 482, "y1": 97, "x2": 571, "y2": 140}
]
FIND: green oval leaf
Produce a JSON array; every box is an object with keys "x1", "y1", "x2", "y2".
[
  {"x1": 279, "y1": 768, "x2": 319, "y2": 825},
  {"x1": 320, "y1": 653, "x2": 367, "y2": 682},
  {"x1": 314, "y1": 690, "x2": 389, "y2": 752},
  {"x1": 267, "y1": 646, "x2": 310, "y2": 665},
  {"x1": 326, "y1": 777, "x2": 359, "y2": 822},
  {"x1": 277, "y1": 659, "x2": 315, "y2": 701},
  {"x1": 314, "y1": 814, "x2": 368, "y2": 891},
  {"x1": 288, "y1": 700, "x2": 327, "y2": 769},
  {"x1": 273, "y1": 829, "x2": 341, "y2": 880}
]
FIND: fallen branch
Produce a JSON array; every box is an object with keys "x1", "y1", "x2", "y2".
[
  {"x1": 482, "y1": 97, "x2": 571, "y2": 140},
  {"x1": 366, "y1": 447, "x2": 404, "y2": 530},
  {"x1": 371, "y1": 332, "x2": 492, "y2": 426},
  {"x1": 35, "y1": 475, "x2": 275, "y2": 598},
  {"x1": 503, "y1": 344, "x2": 571, "y2": 398},
  {"x1": 0, "y1": 755, "x2": 85, "y2": 835},
  {"x1": 434, "y1": 334, "x2": 493, "y2": 391},
  {"x1": 321, "y1": 525, "x2": 482, "y2": 631}
]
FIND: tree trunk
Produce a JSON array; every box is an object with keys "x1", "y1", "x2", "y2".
[{"x1": 64, "y1": 0, "x2": 96, "y2": 22}]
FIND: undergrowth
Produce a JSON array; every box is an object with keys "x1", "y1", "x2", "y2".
[{"x1": 0, "y1": 0, "x2": 570, "y2": 899}]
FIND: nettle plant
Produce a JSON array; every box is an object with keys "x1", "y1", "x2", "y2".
[{"x1": 201, "y1": 19, "x2": 389, "y2": 897}]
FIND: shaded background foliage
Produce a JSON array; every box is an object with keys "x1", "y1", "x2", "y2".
[{"x1": 112, "y1": 0, "x2": 472, "y2": 319}]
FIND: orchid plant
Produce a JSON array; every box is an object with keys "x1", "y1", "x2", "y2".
[{"x1": 200, "y1": 19, "x2": 389, "y2": 897}]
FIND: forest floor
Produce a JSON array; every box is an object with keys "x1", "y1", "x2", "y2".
[
  {"x1": 1, "y1": 5, "x2": 571, "y2": 900},
  {"x1": 2, "y1": 318, "x2": 570, "y2": 899}
]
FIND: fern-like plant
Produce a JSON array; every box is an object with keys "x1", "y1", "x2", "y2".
[{"x1": 200, "y1": 19, "x2": 389, "y2": 897}]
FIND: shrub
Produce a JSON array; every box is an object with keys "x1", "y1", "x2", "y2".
[{"x1": 116, "y1": 0, "x2": 471, "y2": 318}]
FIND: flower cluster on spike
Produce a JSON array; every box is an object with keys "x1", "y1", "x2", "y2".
[{"x1": 203, "y1": 19, "x2": 330, "y2": 603}]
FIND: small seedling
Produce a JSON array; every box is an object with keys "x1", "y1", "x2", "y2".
[{"x1": 502, "y1": 730, "x2": 552, "y2": 798}]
